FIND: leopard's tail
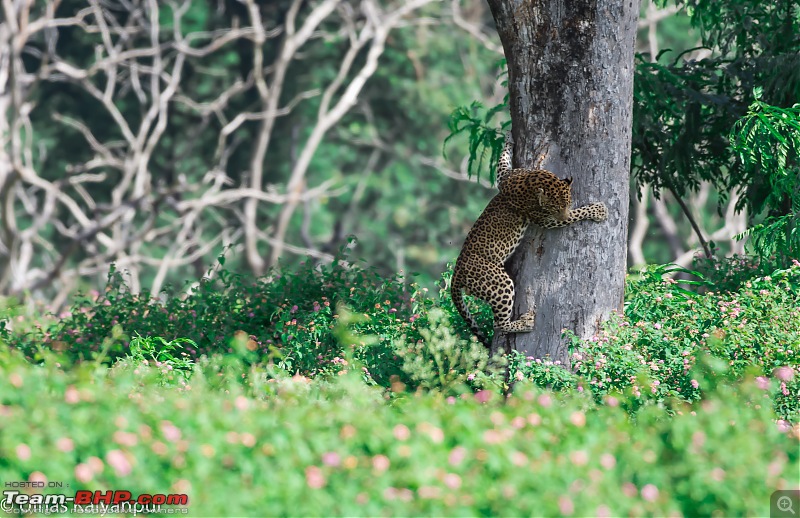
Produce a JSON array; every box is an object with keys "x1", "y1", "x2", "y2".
[{"x1": 450, "y1": 273, "x2": 491, "y2": 349}]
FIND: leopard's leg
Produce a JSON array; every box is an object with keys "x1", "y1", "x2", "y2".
[
  {"x1": 466, "y1": 259, "x2": 535, "y2": 333},
  {"x1": 539, "y1": 202, "x2": 608, "y2": 229}
]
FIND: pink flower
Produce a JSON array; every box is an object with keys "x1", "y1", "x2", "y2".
[
  {"x1": 113, "y1": 431, "x2": 138, "y2": 447},
  {"x1": 569, "y1": 450, "x2": 589, "y2": 466},
  {"x1": 755, "y1": 376, "x2": 770, "y2": 390},
  {"x1": 65, "y1": 386, "x2": 80, "y2": 404},
  {"x1": 570, "y1": 411, "x2": 586, "y2": 427},
  {"x1": 106, "y1": 450, "x2": 132, "y2": 476},
  {"x1": 16, "y1": 444, "x2": 31, "y2": 461},
  {"x1": 321, "y1": 452, "x2": 340, "y2": 467},
  {"x1": 690, "y1": 379, "x2": 699, "y2": 389},
  {"x1": 511, "y1": 451, "x2": 528, "y2": 466},
  {"x1": 600, "y1": 453, "x2": 616, "y2": 470},
  {"x1": 384, "y1": 487, "x2": 413, "y2": 502},
  {"x1": 28, "y1": 472, "x2": 46, "y2": 485},
  {"x1": 653, "y1": 323, "x2": 661, "y2": 329},
  {"x1": 305, "y1": 466, "x2": 326, "y2": 489},
  {"x1": 160, "y1": 421, "x2": 181, "y2": 442},
  {"x1": 442, "y1": 473, "x2": 461, "y2": 490},
  {"x1": 641, "y1": 484, "x2": 659, "y2": 502},
  {"x1": 418, "y1": 486, "x2": 441, "y2": 499},
  {"x1": 393, "y1": 425, "x2": 410, "y2": 441},
  {"x1": 474, "y1": 390, "x2": 492, "y2": 403},
  {"x1": 774, "y1": 366, "x2": 795, "y2": 381},
  {"x1": 448, "y1": 446, "x2": 467, "y2": 466},
  {"x1": 240, "y1": 433, "x2": 256, "y2": 447},
  {"x1": 172, "y1": 479, "x2": 191, "y2": 493},
  {"x1": 558, "y1": 496, "x2": 574, "y2": 515},
  {"x1": 372, "y1": 455, "x2": 390, "y2": 472},
  {"x1": 75, "y1": 463, "x2": 93, "y2": 483},
  {"x1": 56, "y1": 438, "x2": 74, "y2": 452},
  {"x1": 621, "y1": 482, "x2": 637, "y2": 497},
  {"x1": 86, "y1": 456, "x2": 104, "y2": 474},
  {"x1": 427, "y1": 427, "x2": 444, "y2": 443},
  {"x1": 235, "y1": 396, "x2": 249, "y2": 411}
]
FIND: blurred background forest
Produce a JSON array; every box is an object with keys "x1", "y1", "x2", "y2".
[{"x1": 1, "y1": 0, "x2": 798, "y2": 305}]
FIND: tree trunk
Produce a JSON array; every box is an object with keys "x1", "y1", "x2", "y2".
[{"x1": 485, "y1": 0, "x2": 637, "y2": 365}]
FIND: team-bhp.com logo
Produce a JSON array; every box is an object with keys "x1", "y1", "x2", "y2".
[{"x1": 2, "y1": 489, "x2": 189, "y2": 514}]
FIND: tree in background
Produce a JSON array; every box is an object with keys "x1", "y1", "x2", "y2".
[
  {"x1": 483, "y1": 0, "x2": 638, "y2": 363},
  {"x1": 633, "y1": 0, "x2": 800, "y2": 270},
  {"x1": 0, "y1": 0, "x2": 501, "y2": 301}
]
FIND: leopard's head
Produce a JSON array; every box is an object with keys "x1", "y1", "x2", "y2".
[{"x1": 537, "y1": 177, "x2": 573, "y2": 220}]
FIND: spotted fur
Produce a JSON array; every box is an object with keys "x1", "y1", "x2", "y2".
[{"x1": 451, "y1": 131, "x2": 608, "y2": 349}]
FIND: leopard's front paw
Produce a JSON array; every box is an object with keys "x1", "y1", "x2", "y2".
[
  {"x1": 590, "y1": 203, "x2": 608, "y2": 222},
  {"x1": 519, "y1": 309, "x2": 536, "y2": 328}
]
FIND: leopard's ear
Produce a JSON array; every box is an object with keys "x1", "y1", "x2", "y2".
[{"x1": 562, "y1": 176, "x2": 573, "y2": 186}]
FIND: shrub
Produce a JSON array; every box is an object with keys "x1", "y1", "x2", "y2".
[
  {"x1": 514, "y1": 263, "x2": 800, "y2": 421},
  {"x1": 0, "y1": 342, "x2": 796, "y2": 517},
  {"x1": 3, "y1": 259, "x2": 799, "y2": 418}
]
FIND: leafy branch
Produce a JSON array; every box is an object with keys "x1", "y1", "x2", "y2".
[
  {"x1": 443, "y1": 62, "x2": 509, "y2": 184},
  {"x1": 731, "y1": 88, "x2": 800, "y2": 262}
]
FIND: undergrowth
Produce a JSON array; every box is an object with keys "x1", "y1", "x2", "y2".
[{"x1": 1, "y1": 256, "x2": 798, "y2": 420}]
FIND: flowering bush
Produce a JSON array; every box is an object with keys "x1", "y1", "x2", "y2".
[
  {"x1": 511, "y1": 263, "x2": 800, "y2": 421},
  {"x1": 3, "y1": 259, "x2": 799, "y2": 420},
  {"x1": 4, "y1": 258, "x2": 428, "y2": 384},
  {"x1": 0, "y1": 342, "x2": 796, "y2": 517},
  {"x1": 1, "y1": 257, "x2": 799, "y2": 514}
]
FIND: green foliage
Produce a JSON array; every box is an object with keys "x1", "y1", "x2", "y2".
[
  {"x1": 636, "y1": 0, "x2": 800, "y2": 264},
  {"x1": 393, "y1": 307, "x2": 499, "y2": 393},
  {"x1": 661, "y1": 0, "x2": 800, "y2": 61},
  {"x1": 691, "y1": 253, "x2": 775, "y2": 292},
  {"x1": 444, "y1": 101, "x2": 509, "y2": 184},
  {"x1": 730, "y1": 90, "x2": 800, "y2": 263},
  {"x1": 8, "y1": 255, "x2": 423, "y2": 383},
  {"x1": 443, "y1": 62, "x2": 509, "y2": 183},
  {"x1": 5, "y1": 258, "x2": 799, "y2": 421},
  {"x1": 2, "y1": 256, "x2": 799, "y2": 514},
  {"x1": 0, "y1": 340, "x2": 796, "y2": 516},
  {"x1": 631, "y1": 48, "x2": 740, "y2": 200},
  {"x1": 521, "y1": 263, "x2": 800, "y2": 422},
  {"x1": 126, "y1": 333, "x2": 196, "y2": 387}
]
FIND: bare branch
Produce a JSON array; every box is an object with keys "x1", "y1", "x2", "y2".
[{"x1": 268, "y1": 0, "x2": 439, "y2": 267}]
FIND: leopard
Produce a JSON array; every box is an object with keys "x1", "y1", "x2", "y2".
[{"x1": 450, "y1": 131, "x2": 609, "y2": 349}]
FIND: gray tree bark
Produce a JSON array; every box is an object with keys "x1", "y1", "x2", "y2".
[{"x1": 485, "y1": 0, "x2": 637, "y2": 365}]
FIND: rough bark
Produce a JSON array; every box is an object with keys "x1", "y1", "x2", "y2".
[{"x1": 485, "y1": 0, "x2": 637, "y2": 364}]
